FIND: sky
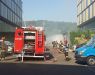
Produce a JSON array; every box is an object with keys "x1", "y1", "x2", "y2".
[{"x1": 23, "y1": 0, "x2": 77, "y2": 22}]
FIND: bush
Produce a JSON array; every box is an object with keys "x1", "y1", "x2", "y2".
[{"x1": 70, "y1": 29, "x2": 95, "y2": 46}]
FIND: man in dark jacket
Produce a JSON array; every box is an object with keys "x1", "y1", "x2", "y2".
[{"x1": 0, "y1": 37, "x2": 6, "y2": 61}]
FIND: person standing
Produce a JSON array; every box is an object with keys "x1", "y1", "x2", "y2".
[
  {"x1": 63, "y1": 38, "x2": 69, "y2": 60},
  {"x1": 55, "y1": 41, "x2": 58, "y2": 48},
  {"x1": 73, "y1": 44, "x2": 76, "y2": 52},
  {"x1": 52, "y1": 41, "x2": 54, "y2": 48},
  {"x1": 0, "y1": 37, "x2": 6, "y2": 61},
  {"x1": 64, "y1": 38, "x2": 68, "y2": 46},
  {"x1": 59, "y1": 41, "x2": 64, "y2": 52},
  {"x1": 52, "y1": 41, "x2": 56, "y2": 48}
]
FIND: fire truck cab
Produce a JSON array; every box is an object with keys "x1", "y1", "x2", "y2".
[{"x1": 14, "y1": 26, "x2": 45, "y2": 60}]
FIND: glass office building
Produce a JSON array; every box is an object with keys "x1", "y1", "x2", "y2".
[
  {"x1": 77, "y1": 0, "x2": 95, "y2": 29},
  {"x1": 0, "y1": 0, "x2": 22, "y2": 32}
]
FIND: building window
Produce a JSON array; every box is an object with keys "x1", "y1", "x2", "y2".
[
  {"x1": 0, "y1": 2, "x2": 1, "y2": 16},
  {"x1": 86, "y1": 0, "x2": 88, "y2": 7},
  {"x1": 84, "y1": 0, "x2": 86, "y2": 9},
  {"x1": 83, "y1": 11, "x2": 85, "y2": 22},
  {"x1": 1, "y1": 3, "x2": 7, "y2": 19},
  {"x1": 80, "y1": 14, "x2": 81, "y2": 24},
  {"x1": 86, "y1": 8, "x2": 88, "y2": 21},
  {"x1": 7, "y1": 9, "x2": 11, "y2": 21},
  {"x1": 88, "y1": 7, "x2": 90, "y2": 19},
  {"x1": 82, "y1": 0, "x2": 84, "y2": 11},
  {"x1": 79, "y1": 4, "x2": 81, "y2": 14},
  {"x1": 77, "y1": 5, "x2": 79, "y2": 15},
  {"x1": 10, "y1": 11, "x2": 12, "y2": 22},
  {"x1": 90, "y1": 5, "x2": 92, "y2": 18},
  {"x1": 90, "y1": 0, "x2": 94, "y2": 3},
  {"x1": 79, "y1": 15, "x2": 81, "y2": 24},
  {"x1": 85, "y1": 11, "x2": 86, "y2": 21},
  {"x1": 13, "y1": 13, "x2": 15, "y2": 23},
  {"x1": 1, "y1": 0, "x2": 6, "y2": 4},
  {"x1": 7, "y1": 0, "x2": 12, "y2": 9},
  {"x1": 12, "y1": 1, "x2": 15, "y2": 12},
  {"x1": 81, "y1": 13, "x2": 83, "y2": 23},
  {"x1": 80, "y1": 3, "x2": 82, "y2": 13},
  {"x1": 88, "y1": 0, "x2": 91, "y2": 6},
  {"x1": 77, "y1": 16, "x2": 79, "y2": 25},
  {"x1": 93, "y1": 2, "x2": 95, "y2": 16},
  {"x1": 0, "y1": 0, "x2": 22, "y2": 26},
  {"x1": 77, "y1": 0, "x2": 82, "y2": 5}
]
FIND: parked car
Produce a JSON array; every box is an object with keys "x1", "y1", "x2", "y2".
[
  {"x1": 4, "y1": 41, "x2": 13, "y2": 54},
  {"x1": 0, "y1": 40, "x2": 13, "y2": 54},
  {"x1": 76, "y1": 43, "x2": 86, "y2": 49}
]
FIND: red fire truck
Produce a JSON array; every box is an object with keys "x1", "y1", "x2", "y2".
[{"x1": 14, "y1": 26, "x2": 45, "y2": 60}]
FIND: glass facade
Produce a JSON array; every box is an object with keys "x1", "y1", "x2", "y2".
[
  {"x1": 77, "y1": 0, "x2": 95, "y2": 26},
  {"x1": 0, "y1": 0, "x2": 22, "y2": 32}
]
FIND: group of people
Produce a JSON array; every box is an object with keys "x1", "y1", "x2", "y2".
[
  {"x1": 52, "y1": 39, "x2": 69, "y2": 60},
  {"x1": 52, "y1": 41, "x2": 58, "y2": 48}
]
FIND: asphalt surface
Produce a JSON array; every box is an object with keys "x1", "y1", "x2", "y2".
[
  {"x1": 0, "y1": 63, "x2": 95, "y2": 75},
  {"x1": 0, "y1": 47, "x2": 95, "y2": 75}
]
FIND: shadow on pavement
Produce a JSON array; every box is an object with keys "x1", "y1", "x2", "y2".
[
  {"x1": 0, "y1": 63, "x2": 95, "y2": 75},
  {"x1": 44, "y1": 48, "x2": 54, "y2": 60},
  {"x1": 75, "y1": 61, "x2": 87, "y2": 65}
]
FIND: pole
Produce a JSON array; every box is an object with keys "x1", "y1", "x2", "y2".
[
  {"x1": 24, "y1": 21, "x2": 27, "y2": 27},
  {"x1": 21, "y1": 51, "x2": 24, "y2": 62},
  {"x1": 43, "y1": 21, "x2": 45, "y2": 30}
]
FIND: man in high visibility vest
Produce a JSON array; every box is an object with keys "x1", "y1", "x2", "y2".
[{"x1": 63, "y1": 38, "x2": 70, "y2": 60}]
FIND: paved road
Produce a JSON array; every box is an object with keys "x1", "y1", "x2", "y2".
[
  {"x1": 0, "y1": 63, "x2": 95, "y2": 75},
  {"x1": 0, "y1": 47, "x2": 85, "y2": 66}
]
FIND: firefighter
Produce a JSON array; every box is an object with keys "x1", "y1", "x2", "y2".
[
  {"x1": 59, "y1": 41, "x2": 64, "y2": 52},
  {"x1": 55, "y1": 41, "x2": 58, "y2": 48},
  {"x1": 65, "y1": 44, "x2": 71, "y2": 61},
  {"x1": 64, "y1": 39, "x2": 70, "y2": 61},
  {"x1": 52, "y1": 41, "x2": 56, "y2": 48},
  {"x1": 64, "y1": 44, "x2": 69, "y2": 58},
  {"x1": 0, "y1": 37, "x2": 6, "y2": 61}
]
